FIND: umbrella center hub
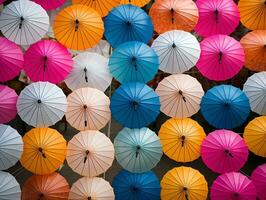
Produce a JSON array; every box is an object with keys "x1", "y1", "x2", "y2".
[
  {"x1": 83, "y1": 105, "x2": 88, "y2": 109},
  {"x1": 131, "y1": 186, "x2": 139, "y2": 192},
  {"x1": 214, "y1": 9, "x2": 219, "y2": 22},
  {"x1": 85, "y1": 150, "x2": 90, "y2": 155},
  {"x1": 172, "y1": 43, "x2": 177, "y2": 48},
  {"x1": 224, "y1": 102, "x2": 230, "y2": 107},
  {"x1": 131, "y1": 101, "x2": 138, "y2": 110},
  {"x1": 234, "y1": 193, "x2": 239, "y2": 197},
  {"x1": 87, "y1": 197, "x2": 91, "y2": 200},
  {"x1": 126, "y1": 21, "x2": 131, "y2": 26},
  {"x1": 37, "y1": 99, "x2": 42, "y2": 104}
]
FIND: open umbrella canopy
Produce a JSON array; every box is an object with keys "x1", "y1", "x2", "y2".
[
  {"x1": 151, "y1": 30, "x2": 201, "y2": 74},
  {"x1": 0, "y1": 171, "x2": 21, "y2": 200},
  {"x1": 33, "y1": 0, "x2": 65, "y2": 10},
  {"x1": 112, "y1": 170, "x2": 160, "y2": 200},
  {"x1": 200, "y1": 85, "x2": 250, "y2": 129},
  {"x1": 109, "y1": 41, "x2": 159, "y2": 84},
  {"x1": 251, "y1": 164, "x2": 266, "y2": 200},
  {"x1": 120, "y1": 0, "x2": 151, "y2": 7}
]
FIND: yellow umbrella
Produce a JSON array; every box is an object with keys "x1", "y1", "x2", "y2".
[
  {"x1": 20, "y1": 127, "x2": 67, "y2": 175},
  {"x1": 159, "y1": 118, "x2": 206, "y2": 162},
  {"x1": 244, "y1": 116, "x2": 266, "y2": 157},
  {"x1": 120, "y1": 0, "x2": 151, "y2": 7},
  {"x1": 161, "y1": 166, "x2": 208, "y2": 200}
]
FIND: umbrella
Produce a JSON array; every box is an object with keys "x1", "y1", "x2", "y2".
[
  {"x1": 114, "y1": 127, "x2": 162, "y2": 173},
  {"x1": 20, "y1": 127, "x2": 67, "y2": 175},
  {"x1": 151, "y1": 30, "x2": 201, "y2": 74},
  {"x1": 201, "y1": 130, "x2": 249, "y2": 174},
  {"x1": 159, "y1": 118, "x2": 206, "y2": 163},
  {"x1": 65, "y1": 52, "x2": 112, "y2": 92},
  {"x1": 244, "y1": 116, "x2": 266, "y2": 157},
  {"x1": 156, "y1": 74, "x2": 204, "y2": 118},
  {"x1": 149, "y1": 0, "x2": 198, "y2": 34},
  {"x1": 0, "y1": 37, "x2": 23, "y2": 82},
  {"x1": 243, "y1": 72, "x2": 266, "y2": 115},
  {"x1": 23, "y1": 39, "x2": 73, "y2": 84},
  {"x1": 33, "y1": 0, "x2": 65, "y2": 10},
  {"x1": 112, "y1": 170, "x2": 160, "y2": 200},
  {"x1": 196, "y1": 35, "x2": 245, "y2": 81},
  {"x1": 104, "y1": 4, "x2": 154, "y2": 48},
  {"x1": 66, "y1": 130, "x2": 114, "y2": 177},
  {"x1": 69, "y1": 177, "x2": 114, "y2": 200},
  {"x1": 0, "y1": 85, "x2": 17, "y2": 124},
  {"x1": 161, "y1": 166, "x2": 208, "y2": 200},
  {"x1": 0, "y1": 0, "x2": 49, "y2": 45},
  {"x1": 211, "y1": 172, "x2": 256, "y2": 200},
  {"x1": 0, "y1": 124, "x2": 23, "y2": 170},
  {"x1": 53, "y1": 4, "x2": 104, "y2": 50},
  {"x1": 240, "y1": 30, "x2": 266, "y2": 71},
  {"x1": 0, "y1": 171, "x2": 21, "y2": 200},
  {"x1": 238, "y1": 0, "x2": 266, "y2": 30},
  {"x1": 120, "y1": 0, "x2": 151, "y2": 7},
  {"x1": 66, "y1": 87, "x2": 111, "y2": 131},
  {"x1": 195, "y1": 0, "x2": 240, "y2": 37},
  {"x1": 0, "y1": 0, "x2": 6, "y2": 4},
  {"x1": 22, "y1": 172, "x2": 69, "y2": 200},
  {"x1": 110, "y1": 82, "x2": 160, "y2": 128},
  {"x1": 17, "y1": 81, "x2": 67, "y2": 127},
  {"x1": 200, "y1": 85, "x2": 250, "y2": 129},
  {"x1": 109, "y1": 41, "x2": 159, "y2": 84},
  {"x1": 251, "y1": 163, "x2": 266, "y2": 200}
]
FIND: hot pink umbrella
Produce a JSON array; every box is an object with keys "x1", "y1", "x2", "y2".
[
  {"x1": 0, "y1": 37, "x2": 23, "y2": 82},
  {"x1": 201, "y1": 130, "x2": 248, "y2": 174},
  {"x1": 196, "y1": 35, "x2": 245, "y2": 81},
  {"x1": 33, "y1": 0, "x2": 65, "y2": 11},
  {"x1": 195, "y1": 0, "x2": 240, "y2": 37},
  {"x1": 211, "y1": 172, "x2": 256, "y2": 200},
  {"x1": 251, "y1": 164, "x2": 266, "y2": 200},
  {"x1": 24, "y1": 40, "x2": 73, "y2": 84},
  {"x1": 0, "y1": 85, "x2": 18, "y2": 124},
  {"x1": 0, "y1": 0, "x2": 6, "y2": 4}
]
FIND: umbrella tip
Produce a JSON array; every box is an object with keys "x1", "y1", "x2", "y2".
[
  {"x1": 234, "y1": 193, "x2": 239, "y2": 197},
  {"x1": 131, "y1": 186, "x2": 139, "y2": 192},
  {"x1": 172, "y1": 43, "x2": 177, "y2": 48},
  {"x1": 37, "y1": 99, "x2": 42, "y2": 104},
  {"x1": 126, "y1": 21, "x2": 131, "y2": 26},
  {"x1": 83, "y1": 105, "x2": 88, "y2": 109}
]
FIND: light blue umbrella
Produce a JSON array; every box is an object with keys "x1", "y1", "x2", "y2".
[{"x1": 109, "y1": 41, "x2": 159, "y2": 83}]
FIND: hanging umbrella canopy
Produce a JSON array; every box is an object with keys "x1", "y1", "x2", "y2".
[
  {"x1": 22, "y1": 172, "x2": 69, "y2": 200},
  {"x1": 65, "y1": 52, "x2": 112, "y2": 92},
  {"x1": 33, "y1": 0, "x2": 65, "y2": 10},
  {"x1": 20, "y1": 127, "x2": 67, "y2": 175},
  {"x1": 149, "y1": 0, "x2": 198, "y2": 34},
  {"x1": 69, "y1": 177, "x2": 114, "y2": 200},
  {"x1": 0, "y1": 171, "x2": 21, "y2": 200},
  {"x1": 110, "y1": 82, "x2": 160, "y2": 128},
  {"x1": 0, "y1": 0, "x2": 6, "y2": 4},
  {"x1": 120, "y1": 0, "x2": 150, "y2": 7},
  {"x1": 17, "y1": 81, "x2": 67, "y2": 127},
  {"x1": 114, "y1": 127, "x2": 162, "y2": 173},
  {"x1": 53, "y1": 4, "x2": 104, "y2": 50},
  {"x1": 104, "y1": 4, "x2": 154, "y2": 48},
  {"x1": 0, "y1": 0, "x2": 49, "y2": 45},
  {"x1": 151, "y1": 30, "x2": 201, "y2": 74},
  {"x1": 161, "y1": 166, "x2": 208, "y2": 200},
  {"x1": 251, "y1": 164, "x2": 266, "y2": 200},
  {"x1": 112, "y1": 170, "x2": 160, "y2": 200},
  {"x1": 109, "y1": 41, "x2": 159, "y2": 84},
  {"x1": 159, "y1": 118, "x2": 206, "y2": 163},
  {"x1": 156, "y1": 74, "x2": 204, "y2": 118},
  {"x1": 211, "y1": 172, "x2": 256, "y2": 200},
  {"x1": 66, "y1": 130, "x2": 114, "y2": 177},
  {"x1": 200, "y1": 85, "x2": 250, "y2": 129}
]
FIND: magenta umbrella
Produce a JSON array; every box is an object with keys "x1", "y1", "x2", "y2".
[
  {"x1": 251, "y1": 164, "x2": 266, "y2": 200},
  {"x1": 24, "y1": 39, "x2": 73, "y2": 84},
  {"x1": 211, "y1": 172, "x2": 256, "y2": 200},
  {"x1": 0, "y1": 0, "x2": 6, "y2": 4},
  {"x1": 196, "y1": 35, "x2": 244, "y2": 81},
  {"x1": 0, "y1": 37, "x2": 23, "y2": 82},
  {"x1": 195, "y1": 0, "x2": 240, "y2": 37},
  {"x1": 0, "y1": 85, "x2": 18, "y2": 124},
  {"x1": 33, "y1": 0, "x2": 65, "y2": 10}
]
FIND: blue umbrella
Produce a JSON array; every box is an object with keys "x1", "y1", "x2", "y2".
[
  {"x1": 200, "y1": 85, "x2": 250, "y2": 129},
  {"x1": 104, "y1": 4, "x2": 154, "y2": 48},
  {"x1": 109, "y1": 41, "x2": 159, "y2": 83},
  {"x1": 110, "y1": 82, "x2": 160, "y2": 128},
  {"x1": 112, "y1": 170, "x2": 160, "y2": 200}
]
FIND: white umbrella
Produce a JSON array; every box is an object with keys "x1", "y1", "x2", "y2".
[
  {"x1": 17, "y1": 81, "x2": 67, "y2": 127},
  {"x1": 243, "y1": 72, "x2": 266, "y2": 115},
  {"x1": 151, "y1": 30, "x2": 200, "y2": 74},
  {"x1": 65, "y1": 52, "x2": 112, "y2": 92},
  {"x1": 0, "y1": 171, "x2": 21, "y2": 200},
  {"x1": 0, "y1": 0, "x2": 49, "y2": 45},
  {"x1": 0, "y1": 125, "x2": 23, "y2": 170}
]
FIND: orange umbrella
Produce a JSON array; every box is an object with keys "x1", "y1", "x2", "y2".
[
  {"x1": 53, "y1": 4, "x2": 104, "y2": 50},
  {"x1": 22, "y1": 172, "x2": 69, "y2": 200},
  {"x1": 240, "y1": 30, "x2": 266, "y2": 71},
  {"x1": 20, "y1": 127, "x2": 67, "y2": 175},
  {"x1": 120, "y1": 0, "x2": 150, "y2": 7},
  {"x1": 149, "y1": 0, "x2": 198, "y2": 34}
]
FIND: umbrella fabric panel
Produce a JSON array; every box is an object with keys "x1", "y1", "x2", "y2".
[
  {"x1": 251, "y1": 164, "x2": 266, "y2": 200},
  {"x1": 33, "y1": 0, "x2": 65, "y2": 10},
  {"x1": 0, "y1": 171, "x2": 21, "y2": 200},
  {"x1": 120, "y1": 0, "x2": 151, "y2": 7}
]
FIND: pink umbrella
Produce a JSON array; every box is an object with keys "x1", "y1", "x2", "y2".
[
  {"x1": 33, "y1": 0, "x2": 65, "y2": 11},
  {"x1": 211, "y1": 172, "x2": 256, "y2": 200},
  {"x1": 24, "y1": 40, "x2": 73, "y2": 84},
  {"x1": 196, "y1": 35, "x2": 245, "y2": 81},
  {"x1": 0, "y1": 37, "x2": 23, "y2": 82},
  {"x1": 251, "y1": 164, "x2": 266, "y2": 200},
  {"x1": 201, "y1": 130, "x2": 248, "y2": 174},
  {"x1": 0, "y1": 85, "x2": 18, "y2": 124},
  {"x1": 195, "y1": 0, "x2": 240, "y2": 37},
  {"x1": 0, "y1": 0, "x2": 6, "y2": 4}
]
